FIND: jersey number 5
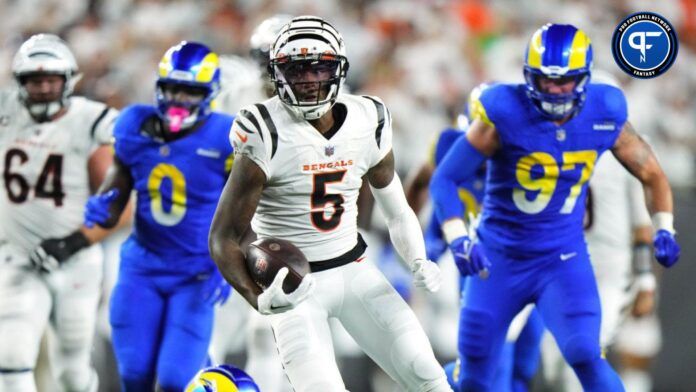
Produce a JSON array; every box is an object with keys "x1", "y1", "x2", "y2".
[
  {"x1": 513, "y1": 150, "x2": 596, "y2": 214},
  {"x1": 311, "y1": 171, "x2": 346, "y2": 232},
  {"x1": 4, "y1": 148, "x2": 65, "y2": 207}
]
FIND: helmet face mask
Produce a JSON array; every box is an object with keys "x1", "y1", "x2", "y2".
[
  {"x1": 272, "y1": 56, "x2": 344, "y2": 107},
  {"x1": 269, "y1": 16, "x2": 349, "y2": 120},
  {"x1": 156, "y1": 41, "x2": 220, "y2": 135},
  {"x1": 523, "y1": 24, "x2": 592, "y2": 121},
  {"x1": 12, "y1": 34, "x2": 79, "y2": 122},
  {"x1": 19, "y1": 73, "x2": 66, "y2": 102}
]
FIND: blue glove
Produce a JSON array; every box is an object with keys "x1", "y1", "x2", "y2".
[
  {"x1": 449, "y1": 235, "x2": 490, "y2": 277},
  {"x1": 84, "y1": 189, "x2": 119, "y2": 228},
  {"x1": 653, "y1": 229, "x2": 680, "y2": 268},
  {"x1": 202, "y1": 270, "x2": 232, "y2": 306}
]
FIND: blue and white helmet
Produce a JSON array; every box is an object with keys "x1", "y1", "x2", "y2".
[
  {"x1": 12, "y1": 34, "x2": 80, "y2": 120},
  {"x1": 523, "y1": 24, "x2": 593, "y2": 120},
  {"x1": 156, "y1": 41, "x2": 221, "y2": 133},
  {"x1": 269, "y1": 16, "x2": 349, "y2": 120}
]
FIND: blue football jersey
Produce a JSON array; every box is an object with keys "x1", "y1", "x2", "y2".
[
  {"x1": 472, "y1": 83, "x2": 627, "y2": 256},
  {"x1": 113, "y1": 105, "x2": 234, "y2": 259}
]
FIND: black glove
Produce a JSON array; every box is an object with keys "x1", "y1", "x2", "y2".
[{"x1": 30, "y1": 231, "x2": 90, "y2": 273}]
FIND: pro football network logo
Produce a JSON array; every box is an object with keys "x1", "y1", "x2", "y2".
[{"x1": 612, "y1": 12, "x2": 678, "y2": 79}]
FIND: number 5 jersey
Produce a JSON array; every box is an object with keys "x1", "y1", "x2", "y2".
[{"x1": 231, "y1": 94, "x2": 392, "y2": 262}]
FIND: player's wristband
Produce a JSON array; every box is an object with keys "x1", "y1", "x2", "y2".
[
  {"x1": 652, "y1": 212, "x2": 675, "y2": 234},
  {"x1": 442, "y1": 218, "x2": 468, "y2": 244},
  {"x1": 635, "y1": 272, "x2": 657, "y2": 292},
  {"x1": 633, "y1": 243, "x2": 652, "y2": 274},
  {"x1": 63, "y1": 230, "x2": 91, "y2": 255}
]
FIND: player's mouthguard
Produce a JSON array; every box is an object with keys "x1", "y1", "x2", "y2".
[{"x1": 166, "y1": 106, "x2": 190, "y2": 133}]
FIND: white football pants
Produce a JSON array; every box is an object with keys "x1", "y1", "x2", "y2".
[
  {"x1": 0, "y1": 245, "x2": 102, "y2": 392},
  {"x1": 268, "y1": 259, "x2": 451, "y2": 392}
]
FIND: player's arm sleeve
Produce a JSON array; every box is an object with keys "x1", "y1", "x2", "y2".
[
  {"x1": 89, "y1": 105, "x2": 119, "y2": 152},
  {"x1": 230, "y1": 107, "x2": 272, "y2": 180},
  {"x1": 433, "y1": 129, "x2": 464, "y2": 166},
  {"x1": 430, "y1": 86, "x2": 494, "y2": 233},
  {"x1": 364, "y1": 96, "x2": 394, "y2": 168},
  {"x1": 429, "y1": 134, "x2": 486, "y2": 226},
  {"x1": 371, "y1": 173, "x2": 427, "y2": 265}
]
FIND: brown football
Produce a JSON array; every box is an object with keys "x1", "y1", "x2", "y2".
[{"x1": 245, "y1": 237, "x2": 310, "y2": 294}]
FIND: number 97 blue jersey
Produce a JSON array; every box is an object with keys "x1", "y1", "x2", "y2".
[
  {"x1": 472, "y1": 83, "x2": 627, "y2": 257},
  {"x1": 113, "y1": 105, "x2": 234, "y2": 265}
]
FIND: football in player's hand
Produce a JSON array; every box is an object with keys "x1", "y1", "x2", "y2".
[{"x1": 246, "y1": 237, "x2": 310, "y2": 294}]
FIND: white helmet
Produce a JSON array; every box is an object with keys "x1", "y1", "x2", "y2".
[
  {"x1": 12, "y1": 34, "x2": 80, "y2": 121},
  {"x1": 269, "y1": 16, "x2": 349, "y2": 120}
]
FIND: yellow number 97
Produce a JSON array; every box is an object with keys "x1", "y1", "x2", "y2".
[
  {"x1": 513, "y1": 152, "x2": 558, "y2": 214},
  {"x1": 513, "y1": 150, "x2": 597, "y2": 215},
  {"x1": 148, "y1": 163, "x2": 187, "y2": 226}
]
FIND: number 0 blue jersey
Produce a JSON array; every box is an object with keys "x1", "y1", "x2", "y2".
[
  {"x1": 472, "y1": 83, "x2": 627, "y2": 256},
  {"x1": 113, "y1": 105, "x2": 234, "y2": 260}
]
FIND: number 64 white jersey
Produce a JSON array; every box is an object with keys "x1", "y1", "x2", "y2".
[
  {"x1": 231, "y1": 94, "x2": 392, "y2": 262},
  {"x1": 0, "y1": 89, "x2": 117, "y2": 257}
]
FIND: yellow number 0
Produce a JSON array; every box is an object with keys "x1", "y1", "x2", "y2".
[
  {"x1": 148, "y1": 163, "x2": 187, "y2": 226},
  {"x1": 513, "y1": 150, "x2": 596, "y2": 214}
]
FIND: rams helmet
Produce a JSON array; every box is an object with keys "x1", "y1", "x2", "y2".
[
  {"x1": 523, "y1": 24, "x2": 592, "y2": 120},
  {"x1": 156, "y1": 41, "x2": 221, "y2": 133}
]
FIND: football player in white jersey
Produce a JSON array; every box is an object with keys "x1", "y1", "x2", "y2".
[
  {"x1": 0, "y1": 34, "x2": 120, "y2": 391},
  {"x1": 209, "y1": 16, "x2": 451, "y2": 391},
  {"x1": 542, "y1": 150, "x2": 656, "y2": 391},
  {"x1": 211, "y1": 14, "x2": 295, "y2": 392}
]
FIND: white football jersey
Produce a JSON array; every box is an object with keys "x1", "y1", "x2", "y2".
[
  {"x1": 585, "y1": 151, "x2": 651, "y2": 279},
  {"x1": 215, "y1": 55, "x2": 267, "y2": 115},
  {"x1": 231, "y1": 94, "x2": 392, "y2": 261},
  {"x1": 0, "y1": 89, "x2": 117, "y2": 257}
]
